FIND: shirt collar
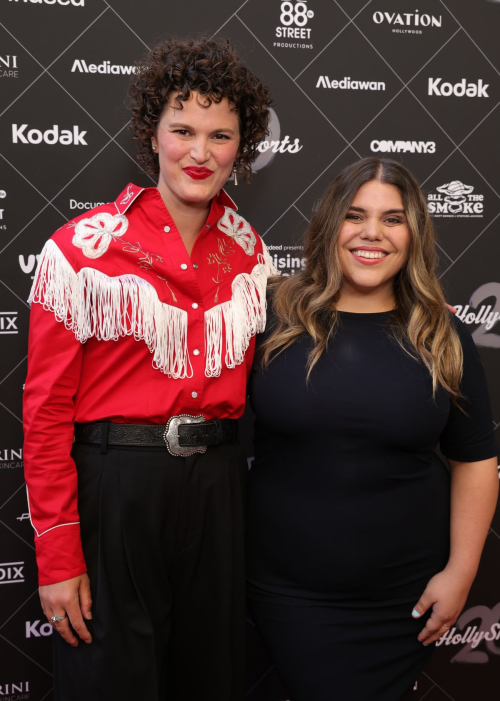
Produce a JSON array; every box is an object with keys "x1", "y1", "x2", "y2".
[{"x1": 114, "y1": 183, "x2": 238, "y2": 216}]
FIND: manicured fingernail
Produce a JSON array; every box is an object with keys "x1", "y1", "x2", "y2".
[
  {"x1": 423, "y1": 643, "x2": 429, "y2": 647},
  {"x1": 85, "y1": 612, "x2": 92, "y2": 620},
  {"x1": 412, "y1": 609, "x2": 420, "y2": 618}
]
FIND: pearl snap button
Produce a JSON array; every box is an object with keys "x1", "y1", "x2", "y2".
[
  {"x1": 164, "y1": 225, "x2": 170, "y2": 233},
  {"x1": 191, "y1": 391, "x2": 198, "y2": 398},
  {"x1": 192, "y1": 303, "x2": 199, "y2": 309},
  {"x1": 180, "y1": 263, "x2": 188, "y2": 270},
  {"x1": 193, "y1": 349, "x2": 200, "y2": 356},
  {"x1": 193, "y1": 263, "x2": 198, "y2": 269}
]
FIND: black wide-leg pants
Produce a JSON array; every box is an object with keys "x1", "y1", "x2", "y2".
[{"x1": 53, "y1": 437, "x2": 247, "y2": 701}]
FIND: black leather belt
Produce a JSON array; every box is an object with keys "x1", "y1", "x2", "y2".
[{"x1": 74, "y1": 415, "x2": 237, "y2": 457}]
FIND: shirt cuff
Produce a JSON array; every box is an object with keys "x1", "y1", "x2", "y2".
[{"x1": 35, "y1": 522, "x2": 87, "y2": 586}]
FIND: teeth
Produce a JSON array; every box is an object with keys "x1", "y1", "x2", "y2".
[{"x1": 352, "y1": 250, "x2": 387, "y2": 259}]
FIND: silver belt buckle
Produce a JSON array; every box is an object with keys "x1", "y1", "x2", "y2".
[{"x1": 164, "y1": 414, "x2": 207, "y2": 457}]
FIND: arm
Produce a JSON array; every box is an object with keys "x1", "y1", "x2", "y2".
[
  {"x1": 413, "y1": 457, "x2": 498, "y2": 644},
  {"x1": 24, "y1": 302, "x2": 92, "y2": 646}
]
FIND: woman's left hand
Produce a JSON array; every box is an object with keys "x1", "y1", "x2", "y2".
[{"x1": 412, "y1": 567, "x2": 473, "y2": 645}]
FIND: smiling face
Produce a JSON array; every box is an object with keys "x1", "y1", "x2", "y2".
[
  {"x1": 336, "y1": 180, "x2": 411, "y2": 310},
  {"x1": 151, "y1": 91, "x2": 241, "y2": 210}
]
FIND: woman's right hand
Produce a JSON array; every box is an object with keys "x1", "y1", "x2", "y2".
[{"x1": 39, "y1": 573, "x2": 93, "y2": 646}]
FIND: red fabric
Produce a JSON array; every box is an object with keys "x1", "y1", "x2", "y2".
[{"x1": 23, "y1": 184, "x2": 267, "y2": 585}]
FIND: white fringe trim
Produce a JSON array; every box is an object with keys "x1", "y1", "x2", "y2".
[
  {"x1": 205, "y1": 251, "x2": 275, "y2": 377},
  {"x1": 28, "y1": 239, "x2": 192, "y2": 379}
]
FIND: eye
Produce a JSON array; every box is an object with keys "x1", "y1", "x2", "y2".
[
  {"x1": 346, "y1": 213, "x2": 361, "y2": 221},
  {"x1": 173, "y1": 129, "x2": 191, "y2": 136},
  {"x1": 213, "y1": 133, "x2": 231, "y2": 141},
  {"x1": 385, "y1": 217, "x2": 404, "y2": 225}
]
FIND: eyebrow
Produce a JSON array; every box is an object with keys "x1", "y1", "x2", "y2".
[
  {"x1": 167, "y1": 122, "x2": 236, "y2": 135},
  {"x1": 348, "y1": 206, "x2": 406, "y2": 215}
]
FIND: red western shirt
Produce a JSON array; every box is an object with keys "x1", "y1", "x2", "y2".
[{"x1": 23, "y1": 183, "x2": 274, "y2": 585}]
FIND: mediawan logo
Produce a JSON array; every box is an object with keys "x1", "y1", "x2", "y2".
[
  {"x1": 370, "y1": 140, "x2": 436, "y2": 153},
  {"x1": 373, "y1": 10, "x2": 442, "y2": 34},
  {"x1": 0, "y1": 56, "x2": 18, "y2": 79},
  {"x1": 12, "y1": 124, "x2": 87, "y2": 145},
  {"x1": 427, "y1": 180, "x2": 484, "y2": 217},
  {"x1": 316, "y1": 76, "x2": 385, "y2": 91},
  {"x1": 275, "y1": 0, "x2": 315, "y2": 50},
  {"x1": 71, "y1": 59, "x2": 137, "y2": 75}
]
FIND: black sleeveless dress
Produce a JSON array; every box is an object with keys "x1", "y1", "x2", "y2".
[{"x1": 246, "y1": 311, "x2": 497, "y2": 701}]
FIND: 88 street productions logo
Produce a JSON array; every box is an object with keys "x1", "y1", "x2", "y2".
[
  {"x1": 275, "y1": 0, "x2": 315, "y2": 50},
  {"x1": 372, "y1": 9, "x2": 442, "y2": 35},
  {"x1": 427, "y1": 180, "x2": 484, "y2": 218}
]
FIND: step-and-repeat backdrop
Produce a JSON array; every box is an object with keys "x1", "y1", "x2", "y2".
[{"x1": 1, "y1": 1, "x2": 499, "y2": 699}]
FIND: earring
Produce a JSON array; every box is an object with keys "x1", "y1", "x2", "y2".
[
  {"x1": 152, "y1": 143, "x2": 158, "y2": 153},
  {"x1": 233, "y1": 165, "x2": 238, "y2": 186}
]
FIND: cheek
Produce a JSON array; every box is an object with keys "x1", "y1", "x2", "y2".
[
  {"x1": 214, "y1": 142, "x2": 240, "y2": 169},
  {"x1": 158, "y1": 135, "x2": 188, "y2": 165}
]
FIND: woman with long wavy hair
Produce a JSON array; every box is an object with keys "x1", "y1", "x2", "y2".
[{"x1": 246, "y1": 157, "x2": 498, "y2": 701}]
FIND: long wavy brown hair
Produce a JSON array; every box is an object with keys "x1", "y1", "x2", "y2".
[{"x1": 261, "y1": 157, "x2": 463, "y2": 400}]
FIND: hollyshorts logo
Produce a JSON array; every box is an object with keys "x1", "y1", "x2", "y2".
[
  {"x1": 372, "y1": 10, "x2": 442, "y2": 34},
  {"x1": 251, "y1": 109, "x2": 303, "y2": 173},
  {"x1": 0, "y1": 55, "x2": 18, "y2": 79},
  {"x1": 428, "y1": 78, "x2": 489, "y2": 97},
  {"x1": 0, "y1": 562, "x2": 25, "y2": 584},
  {"x1": 427, "y1": 180, "x2": 484, "y2": 217},
  {"x1": 0, "y1": 448, "x2": 23, "y2": 468},
  {"x1": 12, "y1": 124, "x2": 88, "y2": 145},
  {"x1": 316, "y1": 76, "x2": 386, "y2": 91},
  {"x1": 26, "y1": 620, "x2": 53, "y2": 638},
  {"x1": 436, "y1": 602, "x2": 500, "y2": 663},
  {"x1": 275, "y1": 0, "x2": 315, "y2": 50},
  {"x1": 454, "y1": 282, "x2": 500, "y2": 349},
  {"x1": 266, "y1": 245, "x2": 306, "y2": 276},
  {"x1": 370, "y1": 140, "x2": 436, "y2": 153},
  {"x1": 71, "y1": 59, "x2": 137, "y2": 75},
  {"x1": 0, "y1": 312, "x2": 18, "y2": 335}
]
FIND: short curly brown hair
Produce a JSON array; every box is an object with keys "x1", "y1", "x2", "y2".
[{"x1": 128, "y1": 38, "x2": 271, "y2": 180}]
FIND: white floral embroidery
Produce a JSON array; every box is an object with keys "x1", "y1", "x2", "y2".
[
  {"x1": 72, "y1": 213, "x2": 129, "y2": 259},
  {"x1": 120, "y1": 185, "x2": 134, "y2": 205},
  {"x1": 217, "y1": 207, "x2": 256, "y2": 256}
]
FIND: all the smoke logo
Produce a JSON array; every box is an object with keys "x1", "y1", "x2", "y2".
[
  {"x1": 373, "y1": 10, "x2": 442, "y2": 34},
  {"x1": 0, "y1": 561, "x2": 25, "y2": 584},
  {"x1": 251, "y1": 109, "x2": 303, "y2": 173},
  {"x1": 427, "y1": 181, "x2": 484, "y2": 217},
  {"x1": 0, "y1": 55, "x2": 18, "y2": 79},
  {"x1": 275, "y1": 0, "x2": 314, "y2": 50},
  {"x1": 0, "y1": 312, "x2": 18, "y2": 334}
]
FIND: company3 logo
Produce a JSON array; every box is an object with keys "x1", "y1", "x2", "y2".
[
  {"x1": 252, "y1": 108, "x2": 303, "y2": 172},
  {"x1": 0, "y1": 561, "x2": 24, "y2": 584},
  {"x1": 427, "y1": 180, "x2": 484, "y2": 217},
  {"x1": 370, "y1": 140, "x2": 436, "y2": 154},
  {"x1": 12, "y1": 124, "x2": 88, "y2": 145},
  {"x1": 275, "y1": 0, "x2": 314, "y2": 49},
  {"x1": 428, "y1": 78, "x2": 489, "y2": 97}
]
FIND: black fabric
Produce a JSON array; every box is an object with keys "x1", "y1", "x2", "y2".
[
  {"x1": 53, "y1": 439, "x2": 247, "y2": 701},
  {"x1": 246, "y1": 311, "x2": 497, "y2": 701}
]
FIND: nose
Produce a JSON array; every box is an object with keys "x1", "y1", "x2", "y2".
[
  {"x1": 360, "y1": 217, "x2": 383, "y2": 241},
  {"x1": 190, "y1": 136, "x2": 210, "y2": 164}
]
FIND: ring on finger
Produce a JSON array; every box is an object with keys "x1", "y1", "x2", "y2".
[
  {"x1": 50, "y1": 614, "x2": 67, "y2": 624},
  {"x1": 442, "y1": 623, "x2": 450, "y2": 628}
]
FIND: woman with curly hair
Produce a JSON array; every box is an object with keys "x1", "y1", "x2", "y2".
[
  {"x1": 23, "y1": 38, "x2": 272, "y2": 701},
  {"x1": 246, "y1": 158, "x2": 498, "y2": 701}
]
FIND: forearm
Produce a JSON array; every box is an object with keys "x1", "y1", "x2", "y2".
[{"x1": 446, "y1": 457, "x2": 498, "y2": 580}]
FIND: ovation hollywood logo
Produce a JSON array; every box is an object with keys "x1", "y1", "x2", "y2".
[
  {"x1": 275, "y1": 0, "x2": 315, "y2": 50},
  {"x1": 373, "y1": 10, "x2": 442, "y2": 34},
  {"x1": 427, "y1": 181, "x2": 484, "y2": 217}
]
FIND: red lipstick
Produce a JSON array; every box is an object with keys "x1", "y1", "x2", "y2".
[{"x1": 182, "y1": 167, "x2": 214, "y2": 180}]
